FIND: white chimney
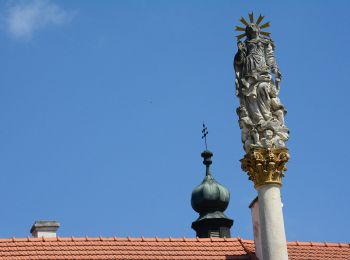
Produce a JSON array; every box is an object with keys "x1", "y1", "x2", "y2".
[
  {"x1": 249, "y1": 197, "x2": 263, "y2": 260},
  {"x1": 30, "y1": 221, "x2": 60, "y2": 238}
]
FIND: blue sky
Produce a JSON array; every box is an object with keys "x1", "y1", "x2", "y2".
[{"x1": 0, "y1": 0, "x2": 349, "y2": 242}]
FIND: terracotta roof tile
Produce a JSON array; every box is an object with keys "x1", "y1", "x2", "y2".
[
  {"x1": 0, "y1": 237, "x2": 250, "y2": 260},
  {"x1": 240, "y1": 239, "x2": 350, "y2": 260},
  {"x1": 0, "y1": 237, "x2": 348, "y2": 259},
  {"x1": 286, "y1": 241, "x2": 350, "y2": 260}
]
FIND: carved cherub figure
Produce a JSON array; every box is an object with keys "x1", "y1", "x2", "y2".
[
  {"x1": 260, "y1": 129, "x2": 274, "y2": 148},
  {"x1": 260, "y1": 129, "x2": 285, "y2": 148},
  {"x1": 246, "y1": 128, "x2": 261, "y2": 151},
  {"x1": 269, "y1": 84, "x2": 287, "y2": 126},
  {"x1": 237, "y1": 106, "x2": 261, "y2": 151},
  {"x1": 237, "y1": 106, "x2": 253, "y2": 143}
]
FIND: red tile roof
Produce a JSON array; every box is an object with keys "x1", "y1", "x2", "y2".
[
  {"x1": 0, "y1": 237, "x2": 250, "y2": 260},
  {"x1": 287, "y1": 241, "x2": 350, "y2": 260},
  {"x1": 240, "y1": 239, "x2": 350, "y2": 260},
  {"x1": 0, "y1": 236, "x2": 348, "y2": 260}
]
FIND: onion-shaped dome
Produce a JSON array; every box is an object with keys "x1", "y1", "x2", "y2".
[
  {"x1": 191, "y1": 170, "x2": 230, "y2": 215},
  {"x1": 191, "y1": 150, "x2": 231, "y2": 220},
  {"x1": 191, "y1": 150, "x2": 233, "y2": 238}
]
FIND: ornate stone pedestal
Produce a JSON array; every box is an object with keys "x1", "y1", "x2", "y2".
[{"x1": 241, "y1": 148, "x2": 290, "y2": 260}]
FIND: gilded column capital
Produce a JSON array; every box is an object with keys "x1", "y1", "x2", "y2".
[{"x1": 240, "y1": 147, "x2": 290, "y2": 188}]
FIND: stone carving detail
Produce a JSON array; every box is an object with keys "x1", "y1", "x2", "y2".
[
  {"x1": 240, "y1": 147, "x2": 289, "y2": 188},
  {"x1": 234, "y1": 13, "x2": 289, "y2": 153}
]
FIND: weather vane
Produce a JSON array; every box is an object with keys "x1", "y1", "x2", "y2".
[{"x1": 201, "y1": 123, "x2": 209, "y2": 150}]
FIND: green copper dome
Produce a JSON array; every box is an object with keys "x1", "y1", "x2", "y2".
[
  {"x1": 191, "y1": 150, "x2": 231, "y2": 220},
  {"x1": 191, "y1": 150, "x2": 233, "y2": 238},
  {"x1": 191, "y1": 169, "x2": 230, "y2": 215}
]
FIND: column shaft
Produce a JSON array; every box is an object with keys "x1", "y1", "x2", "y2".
[{"x1": 257, "y1": 184, "x2": 288, "y2": 260}]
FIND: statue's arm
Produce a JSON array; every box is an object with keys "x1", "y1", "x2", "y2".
[
  {"x1": 265, "y1": 42, "x2": 277, "y2": 70},
  {"x1": 234, "y1": 41, "x2": 247, "y2": 96},
  {"x1": 234, "y1": 41, "x2": 246, "y2": 65}
]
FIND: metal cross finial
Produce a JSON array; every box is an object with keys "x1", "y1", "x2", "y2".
[{"x1": 202, "y1": 123, "x2": 209, "y2": 150}]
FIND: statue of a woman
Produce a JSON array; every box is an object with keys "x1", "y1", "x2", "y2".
[{"x1": 234, "y1": 14, "x2": 289, "y2": 152}]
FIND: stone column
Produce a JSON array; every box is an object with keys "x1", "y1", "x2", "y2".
[{"x1": 241, "y1": 148, "x2": 289, "y2": 260}]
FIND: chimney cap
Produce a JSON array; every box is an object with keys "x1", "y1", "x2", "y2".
[
  {"x1": 249, "y1": 196, "x2": 258, "y2": 208},
  {"x1": 30, "y1": 220, "x2": 60, "y2": 237}
]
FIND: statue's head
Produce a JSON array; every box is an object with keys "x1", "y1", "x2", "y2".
[
  {"x1": 235, "y1": 13, "x2": 271, "y2": 41},
  {"x1": 264, "y1": 129, "x2": 274, "y2": 140},
  {"x1": 245, "y1": 23, "x2": 260, "y2": 39}
]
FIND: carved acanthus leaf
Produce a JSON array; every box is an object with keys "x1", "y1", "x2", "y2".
[{"x1": 240, "y1": 148, "x2": 289, "y2": 188}]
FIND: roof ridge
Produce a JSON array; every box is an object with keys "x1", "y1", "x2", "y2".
[
  {"x1": 238, "y1": 237, "x2": 258, "y2": 260},
  {"x1": 1, "y1": 237, "x2": 348, "y2": 247},
  {"x1": 0, "y1": 236, "x2": 244, "y2": 243},
  {"x1": 288, "y1": 241, "x2": 350, "y2": 247}
]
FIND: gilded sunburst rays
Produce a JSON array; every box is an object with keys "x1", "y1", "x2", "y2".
[{"x1": 235, "y1": 12, "x2": 271, "y2": 41}]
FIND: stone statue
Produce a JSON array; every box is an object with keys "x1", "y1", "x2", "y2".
[{"x1": 234, "y1": 13, "x2": 289, "y2": 152}]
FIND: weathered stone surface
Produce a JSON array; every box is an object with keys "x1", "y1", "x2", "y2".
[{"x1": 234, "y1": 14, "x2": 289, "y2": 153}]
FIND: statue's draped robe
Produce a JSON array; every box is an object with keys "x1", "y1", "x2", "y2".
[
  {"x1": 235, "y1": 36, "x2": 289, "y2": 152},
  {"x1": 235, "y1": 38, "x2": 277, "y2": 125}
]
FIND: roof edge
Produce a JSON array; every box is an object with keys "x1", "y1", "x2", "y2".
[
  {"x1": 0, "y1": 236, "x2": 241, "y2": 243},
  {"x1": 0, "y1": 237, "x2": 348, "y2": 248}
]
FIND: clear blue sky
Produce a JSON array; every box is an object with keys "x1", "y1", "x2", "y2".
[{"x1": 0, "y1": 0, "x2": 348, "y2": 242}]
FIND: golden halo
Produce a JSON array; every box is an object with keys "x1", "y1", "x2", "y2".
[{"x1": 235, "y1": 12, "x2": 271, "y2": 41}]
